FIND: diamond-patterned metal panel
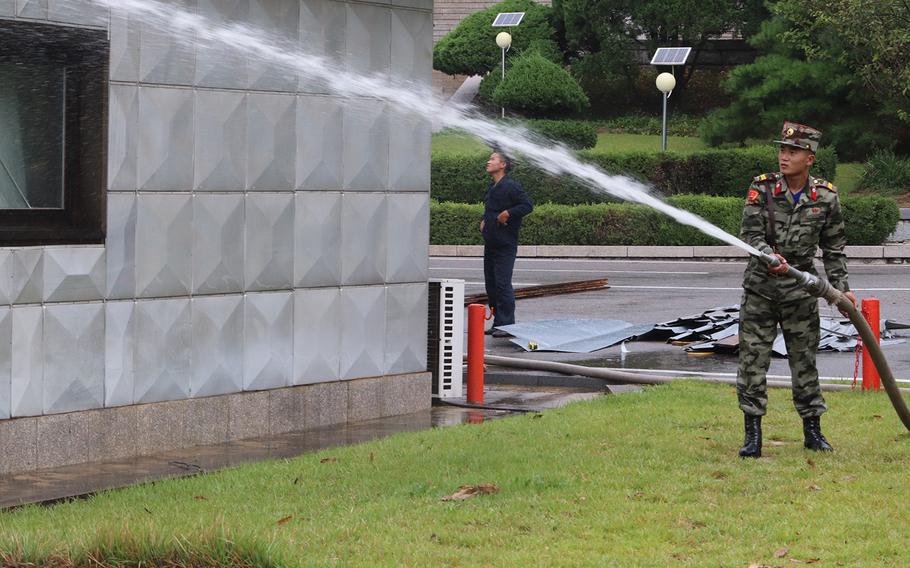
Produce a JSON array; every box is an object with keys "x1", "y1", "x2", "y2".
[
  {"x1": 249, "y1": 0, "x2": 299, "y2": 92},
  {"x1": 11, "y1": 305, "x2": 42, "y2": 417},
  {"x1": 0, "y1": 250, "x2": 11, "y2": 305},
  {"x1": 340, "y1": 285, "x2": 386, "y2": 380},
  {"x1": 386, "y1": 283, "x2": 428, "y2": 374},
  {"x1": 138, "y1": 0, "x2": 195, "y2": 85},
  {"x1": 386, "y1": 193, "x2": 429, "y2": 283},
  {"x1": 191, "y1": 295, "x2": 243, "y2": 397},
  {"x1": 391, "y1": 4, "x2": 434, "y2": 105},
  {"x1": 389, "y1": 111, "x2": 431, "y2": 192},
  {"x1": 343, "y1": 99, "x2": 389, "y2": 191},
  {"x1": 195, "y1": 90, "x2": 247, "y2": 191},
  {"x1": 135, "y1": 193, "x2": 193, "y2": 298},
  {"x1": 345, "y1": 3, "x2": 390, "y2": 81},
  {"x1": 0, "y1": 308, "x2": 11, "y2": 420},
  {"x1": 43, "y1": 247, "x2": 106, "y2": 303},
  {"x1": 110, "y1": 6, "x2": 140, "y2": 82},
  {"x1": 195, "y1": 0, "x2": 249, "y2": 89},
  {"x1": 10, "y1": 248, "x2": 43, "y2": 305},
  {"x1": 109, "y1": 85, "x2": 139, "y2": 191},
  {"x1": 293, "y1": 287, "x2": 340, "y2": 384},
  {"x1": 16, "y1": 0, "x2": 46, "y2": 19},
  {"x1": 245, "y1": 193, "x2": 294, "y2": 291},
  {"x1": 48, "y1": 0, "x2": 108, "y2": 26},
  {"x1": 134, "y1": 298, "x2": 191, "y2": 404},
  {"x1": 106, "y1": 193, "x2": 138, "y2": 300},
  {"x1": 105, "y1": 300, "x2": 135, "y2": 408},
  {"x1": 341, "y1": 193, "x2": 387, "y2": 286},
  {"x1": 193, "y1": 193, "x2": 245, "y2": 294},
  {"x1": 247, "y1": 93, "x2": 296, "y2": 190},
  {"x1": 138, "y1": 86, "x2": 195, "y2": 190},
  {"x1": 244, "y1": 291, "x2": 293, "y2": 391},
  {"x1": 299, "y1": 0, "x2": 345, "y2": 94},
  {"x1": 296, "y1": 95, "x2": 343, "y2": 190},
  {"x1": 43, "y1": 302, "x2": 104, "y2": 414},
  {"x1": 294, "y1": 191, "x2": 341, "y2": 287}
]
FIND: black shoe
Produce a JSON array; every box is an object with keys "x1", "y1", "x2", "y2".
[
  {"x1": 491, "y1": 329, "x2": 512, "y2": 338},
  {"x1": 802, "y1": 416, "x2": 834, "y2": 452},
  {"x1": 484, "y1": 328, "x2": 495, "y2": 335},
  {"x1": 739, "y1": 414, "x2": 762, "y2": 458}
]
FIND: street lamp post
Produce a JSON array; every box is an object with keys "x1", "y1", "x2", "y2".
[
  {"x1": 655, "y1": 72, "x2": 676, "y2": 152},
  {"x1": 495, "y1": 31, "x2": 512, "y2": 119}
]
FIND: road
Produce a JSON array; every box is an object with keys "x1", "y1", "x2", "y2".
[{"x1": 429, "y1": 257, "x2": 910, "y2": 382}]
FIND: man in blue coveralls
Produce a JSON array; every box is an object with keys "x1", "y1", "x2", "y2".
[{"x1": 479, "y1": 151, "x2": 533, "y2": 338}]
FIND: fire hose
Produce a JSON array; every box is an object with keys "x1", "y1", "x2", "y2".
[{"x1": 478, "y1": 252, "x2": 910, "y2": 432}]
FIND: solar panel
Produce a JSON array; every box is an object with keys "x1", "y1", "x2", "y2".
[
  {"x1": 492, "y1": 12, "x2": 525, "y2": 27},
  {"x1": 649, "y1": 47, "x2": 692, "y2": 66}
]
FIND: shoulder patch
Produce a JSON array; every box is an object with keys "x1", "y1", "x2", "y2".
[
  {"x1": 812, "y1": 178, "x2": 837, "y2": 193},
  {"x1": 753, "y1": 172, "x2": 779, "y2": 184},
  {"x1": 746, "y1": 188, "x2": 760, "y2": 204}
]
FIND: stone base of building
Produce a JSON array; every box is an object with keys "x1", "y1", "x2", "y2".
[{"x1": 0, "y1": 372, "x2": 431, "y2": 476}]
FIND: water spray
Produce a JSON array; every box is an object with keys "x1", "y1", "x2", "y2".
[{"x1": 100, "y1": 0, "x2": 910, "y2": 432}]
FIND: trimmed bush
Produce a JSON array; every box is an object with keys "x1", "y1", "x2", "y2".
[
  {"x1": 431, "y1": 146, "x2": 837, "y2": 204},
  {"x1": 492, "y1": 52, "x2": 589, "y2": 116},
  {"x1": 859, "y1": 150, "x2": 910, "y2": 196},
  {"x1": 433, "y1": 0, "x2": 555, "y2": 76},
  {"x1": 522, "y1": 119, "x2": 597, "y2": 149},
  {"x1": 841, "y1": 196, "x2": 901, "y2": 245},
  {"x1": 430, "y1": 195, "x2": 898, "y2": 246}
]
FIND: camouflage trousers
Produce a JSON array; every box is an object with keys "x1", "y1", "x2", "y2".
[{"x1": 737, "y1": 291, "x2": 827, "y2": 418}]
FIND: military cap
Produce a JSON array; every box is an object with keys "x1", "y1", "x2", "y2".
[{"x1": 774, "y1": 121, "x2": 822, "y2": 153}]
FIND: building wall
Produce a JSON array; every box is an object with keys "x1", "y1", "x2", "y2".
[{"x1": 0, "y1": 0, "x2": 432, "y2": 447}]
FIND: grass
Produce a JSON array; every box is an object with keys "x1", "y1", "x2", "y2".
[
  {"x1": 431, "y1": 131, "x2": 707, "y2": 156},
  {"x1": 2, "y1": 382, "x2": 910, "y2": 566},
  {"x1": 834, "y1": 162, "x2": 863, "y2": 195}
]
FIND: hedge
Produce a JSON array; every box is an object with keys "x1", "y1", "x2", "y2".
[
  {"x1": 431, "y1": 146, "x2": 838, "y2": 204},
  {"x1": 430, "y1": 195, "x2": 898, "y2": 246}
]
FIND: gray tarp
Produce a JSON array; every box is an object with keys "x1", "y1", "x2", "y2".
[{"x1": 498, "y1": 319, "x2": 654, "y2": 353}]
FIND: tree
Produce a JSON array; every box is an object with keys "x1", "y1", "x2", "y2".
[
  {"x1": 551, "y1": 0, "x2": 769, "y2": 102},
  {"x1": 788, "y1": 0, "x2": 910, "y2": 124},
  {"x1": 700, "y1": 1, "x2": 907, "y2": 161},
  {"x1": 490, "y1": 52, "x2": 590, "y2": 116},
  {"x1": 433, "y1": 0, "x2": 558, "y2": 77}
]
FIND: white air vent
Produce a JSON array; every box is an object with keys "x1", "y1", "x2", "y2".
[{"x1": 427, "y1": 279, "x2": 464, "y2": 399}]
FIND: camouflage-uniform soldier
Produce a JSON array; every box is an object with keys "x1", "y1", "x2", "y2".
[{"x1": 736, "y1": 122, "x2": 857, "y2": 458}]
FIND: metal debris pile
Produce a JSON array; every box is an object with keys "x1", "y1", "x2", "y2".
[{"x1": 644, "y1": 305, "x2": 909, "y2": 357}]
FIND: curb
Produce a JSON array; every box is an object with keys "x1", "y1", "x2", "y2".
[{"x1": 429, "y1": 244, "x2": 910, "y2": 261}]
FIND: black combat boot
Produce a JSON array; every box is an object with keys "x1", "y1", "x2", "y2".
[
  {"x1": 739, "y1": 414, "x2": 762, "y2": 458},
  {"x1": 802, "y1": 416, "x2": 834, "y2": 451}
]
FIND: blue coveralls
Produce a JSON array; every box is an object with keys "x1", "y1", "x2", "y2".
[{"x1": 481, "y1": 175, "x2": 533, "y2": 327}]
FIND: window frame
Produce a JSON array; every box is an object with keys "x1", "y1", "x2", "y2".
[{"x1": 0, "y1": 20, "x2": 108, "y2": 246}]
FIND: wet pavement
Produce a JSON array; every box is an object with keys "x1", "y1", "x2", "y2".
[{"x1": 0, "y1": 385, "x2": 605, "y2": 509}]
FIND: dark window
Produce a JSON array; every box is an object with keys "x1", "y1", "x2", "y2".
[{"x1": 0, "y1": 20, "x2": 108, "y2": 245}]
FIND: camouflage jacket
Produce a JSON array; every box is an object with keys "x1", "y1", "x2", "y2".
[{"x1": 740, "y1": 172, "x2": 850, "y2": 303}]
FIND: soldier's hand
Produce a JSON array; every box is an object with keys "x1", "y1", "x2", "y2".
[
  {"x1": 479, "y1": 219, "x2": 485, "y2": 233},
  {"x1": 497, "y1": 210, "x2": 510, "y2": 225},
  {"x1": 837, "y1": 291, "x2": 858, "y2": 318},
  {"x1": 767, "y1": 253, "x2": 789, "y2": 275}
]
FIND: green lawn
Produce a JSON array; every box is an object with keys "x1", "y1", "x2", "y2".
[
  {"x1": 2, "y1": 382, "x2": 909, "y2": 566},
  {"x1": 834, "y1": 162, "x2": 863, "y2": 195}
]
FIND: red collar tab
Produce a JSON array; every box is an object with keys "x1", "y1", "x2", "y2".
[
  {"x1": 774, "y1": 182, "x2": 782, "y2": 195},
  {"x1": 810, "y1": 187, "x2": 818, "y2": 201}
]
